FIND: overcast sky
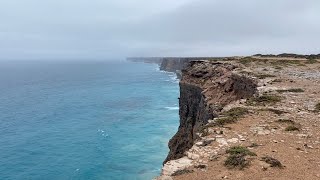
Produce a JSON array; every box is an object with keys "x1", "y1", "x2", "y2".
[{"x1": 0, "y1": 0, "x2": 319, "y2": 60}]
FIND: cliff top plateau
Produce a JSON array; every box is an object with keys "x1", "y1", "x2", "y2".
[{"x1": 156, "y1": 55, "x2": 320, "y2": 180}]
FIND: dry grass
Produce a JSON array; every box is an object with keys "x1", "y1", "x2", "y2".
[
  {"x1": 239, "y1": 57, "x2": 260, "y2": 65},
  {"x1": 277, "y1": 88, "x2": 304, "y2": 93},
  {"x1": 222, "y1": 107, "x2": 249, "y2": 119},
  {"x1": 246, "y1": 95, "x2": 282, "y2": 106},
  {"x1": 305, "y1": 59, "x2": 318, "y2": 64}
]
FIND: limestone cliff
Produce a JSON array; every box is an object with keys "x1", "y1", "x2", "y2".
[
  {"x1": 159, "y1": 58, "x2": 191, "y2": 72},
  {"x1": 164, "y1": 61, "x2": 257, "y2": 164},
  {"x1": 159, "y1": 57, "x2": 225, "y2": 73},
  {"x1": 126, "y1": 57, "x2": 163, "y2": 64},
  {"x1": 156, "y1": 56, "x2": 320, "y2": 180}
]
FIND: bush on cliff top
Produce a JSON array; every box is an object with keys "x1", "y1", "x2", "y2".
[
  {"x1": 246, "y1": 95, "x2": 282, "y2": 106},
  {"x1": 285, "y1": 125, "x2": 300, "y2": 131},
  {"x1": 214, "y1": 117, "x2": 236, "y2": 126},
  {"x1": 226, "y1": 146, "x2": 257, "y2": 156},
  {"x1": 261, "y1": 156, "x2": 283, "y2": 168},
  {"x1": 214, "y1": 107, "x2": 249, "y2": 126},
  {"x1": 224, "y1": 146, "x2": 256, "y2": 169},
  {"x1": 222, "y1": 107, "x2": 249, "y2": 119}
]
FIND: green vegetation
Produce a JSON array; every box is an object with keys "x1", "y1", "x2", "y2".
[
  {"x1": 261, "y1": 156, "x2": 283, "y2": 168},
  {"x1": 285, "y1": 125, "x2": 300, "y2": 131},
  {"x1": 225, "y1": 154, "x2": 248, "y2": 169},
  {"x1": 214, "y1": 117, "x2": 236, "y2": 126},
  {"x1": 214, "y1": 107, "x2": 249, "y2": 126},
  {"x1": 226, "y1": 146, "x2": 257, "y2": 156},
  {"x1": 221, "y1": 107, "x2": 249, "y2": 119},
  {"x1": 225, "y1": 146, "x2": 256, "y2": 169},
  {"x1": 276, "y1": 88, "x2": 304, "y2": 93},
  {"x1": 246, "y1": 95, "x2": 282, "y2": 106},
  {"x1": 238, "y1": 57, "x2": 309, "y2": 68}
]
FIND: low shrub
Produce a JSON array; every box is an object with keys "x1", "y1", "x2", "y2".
[
  {"x1": 261, "y1": 156, "x2": 283, "y2": 168},
  {"x1": 225, "y1": 154, "x2": 248, "y2": 169},
  {"x1": 246, "y1": 95, "x2": 282, "y2": 106},
  {"x1": 215, "y1": 107, "x2": 249, "y2": 126},
  {"x1": 226, "y1": 146, "x2": 257, "y2": 156},
  {"x1": 285, "y1": 125, "x2": 300, "y2": 131},
  {"x1": 276, "y1": 88, "x2": 304, "y2": 93},
  {"x1": 224, "y1": 146, "x2": 256, "y2": 169}
]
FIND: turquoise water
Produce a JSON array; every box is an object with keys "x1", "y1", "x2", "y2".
[{"x1": 0, "y1": 60, "x2": 179, "y2": 180}]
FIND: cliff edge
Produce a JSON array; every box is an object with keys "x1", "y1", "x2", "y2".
[
  {"x1": 157, "y1": 56, "x2": 320, "y2": 180},
  {"x1": 164, "y1": 61, "x2": 257, "y2": 164}
]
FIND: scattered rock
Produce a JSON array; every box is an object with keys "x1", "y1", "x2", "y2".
[
  {"x1": 227, "y1": 138, "x2": 239, "y2": 143},
  {"x1": 162, "y1": 157, "x2": 193, "y2": 176}
]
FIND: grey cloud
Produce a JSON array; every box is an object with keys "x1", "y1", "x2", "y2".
[{"x1": 0, "y1": 0, "x2": 319, "y2": 60}]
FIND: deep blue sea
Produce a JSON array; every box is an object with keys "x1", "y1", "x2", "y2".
[{"x1": 0, "y1": 60, "x2": 179, "y2": 180}]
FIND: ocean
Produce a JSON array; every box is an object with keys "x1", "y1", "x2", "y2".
[{"x1": 0, "y1": 60, "x2": 179, "y2": 180}]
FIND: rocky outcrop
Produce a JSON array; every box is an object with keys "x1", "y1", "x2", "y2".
[
  {"x1": 157, "y1": 56, "x2": 320, "y2": 180},
  {"x1": 164, "y1": 61, "x2": 257, "y2": 164}
]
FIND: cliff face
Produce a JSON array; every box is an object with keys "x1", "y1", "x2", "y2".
[
  {"x1": 164, "y1": 61, "x2": 257, "y2": 163},
  {"x1": 126, "y1": 57, "x2": 163, "y2": 64},
  {"x1": 160, "y1": 57, "x2": 227, "y2": 79},
  {"x1": 159, "y1": 58, "x2": 191, "y2": 72}
]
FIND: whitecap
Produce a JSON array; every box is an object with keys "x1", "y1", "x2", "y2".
[
  {"x1": 98, "y1": 129, "x2": 109, "y2": 137},
  {"x1": 165, "y1": 106, "x2": 179, "y2": 110}
]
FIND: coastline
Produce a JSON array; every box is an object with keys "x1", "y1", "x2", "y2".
[{"x1": 129, "y1": 55, "x2": 320, "y2": 180}]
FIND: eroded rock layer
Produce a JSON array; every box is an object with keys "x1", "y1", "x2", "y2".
[{"x1": 164, "y1": 61, "x2": 257, "y2": 163}]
